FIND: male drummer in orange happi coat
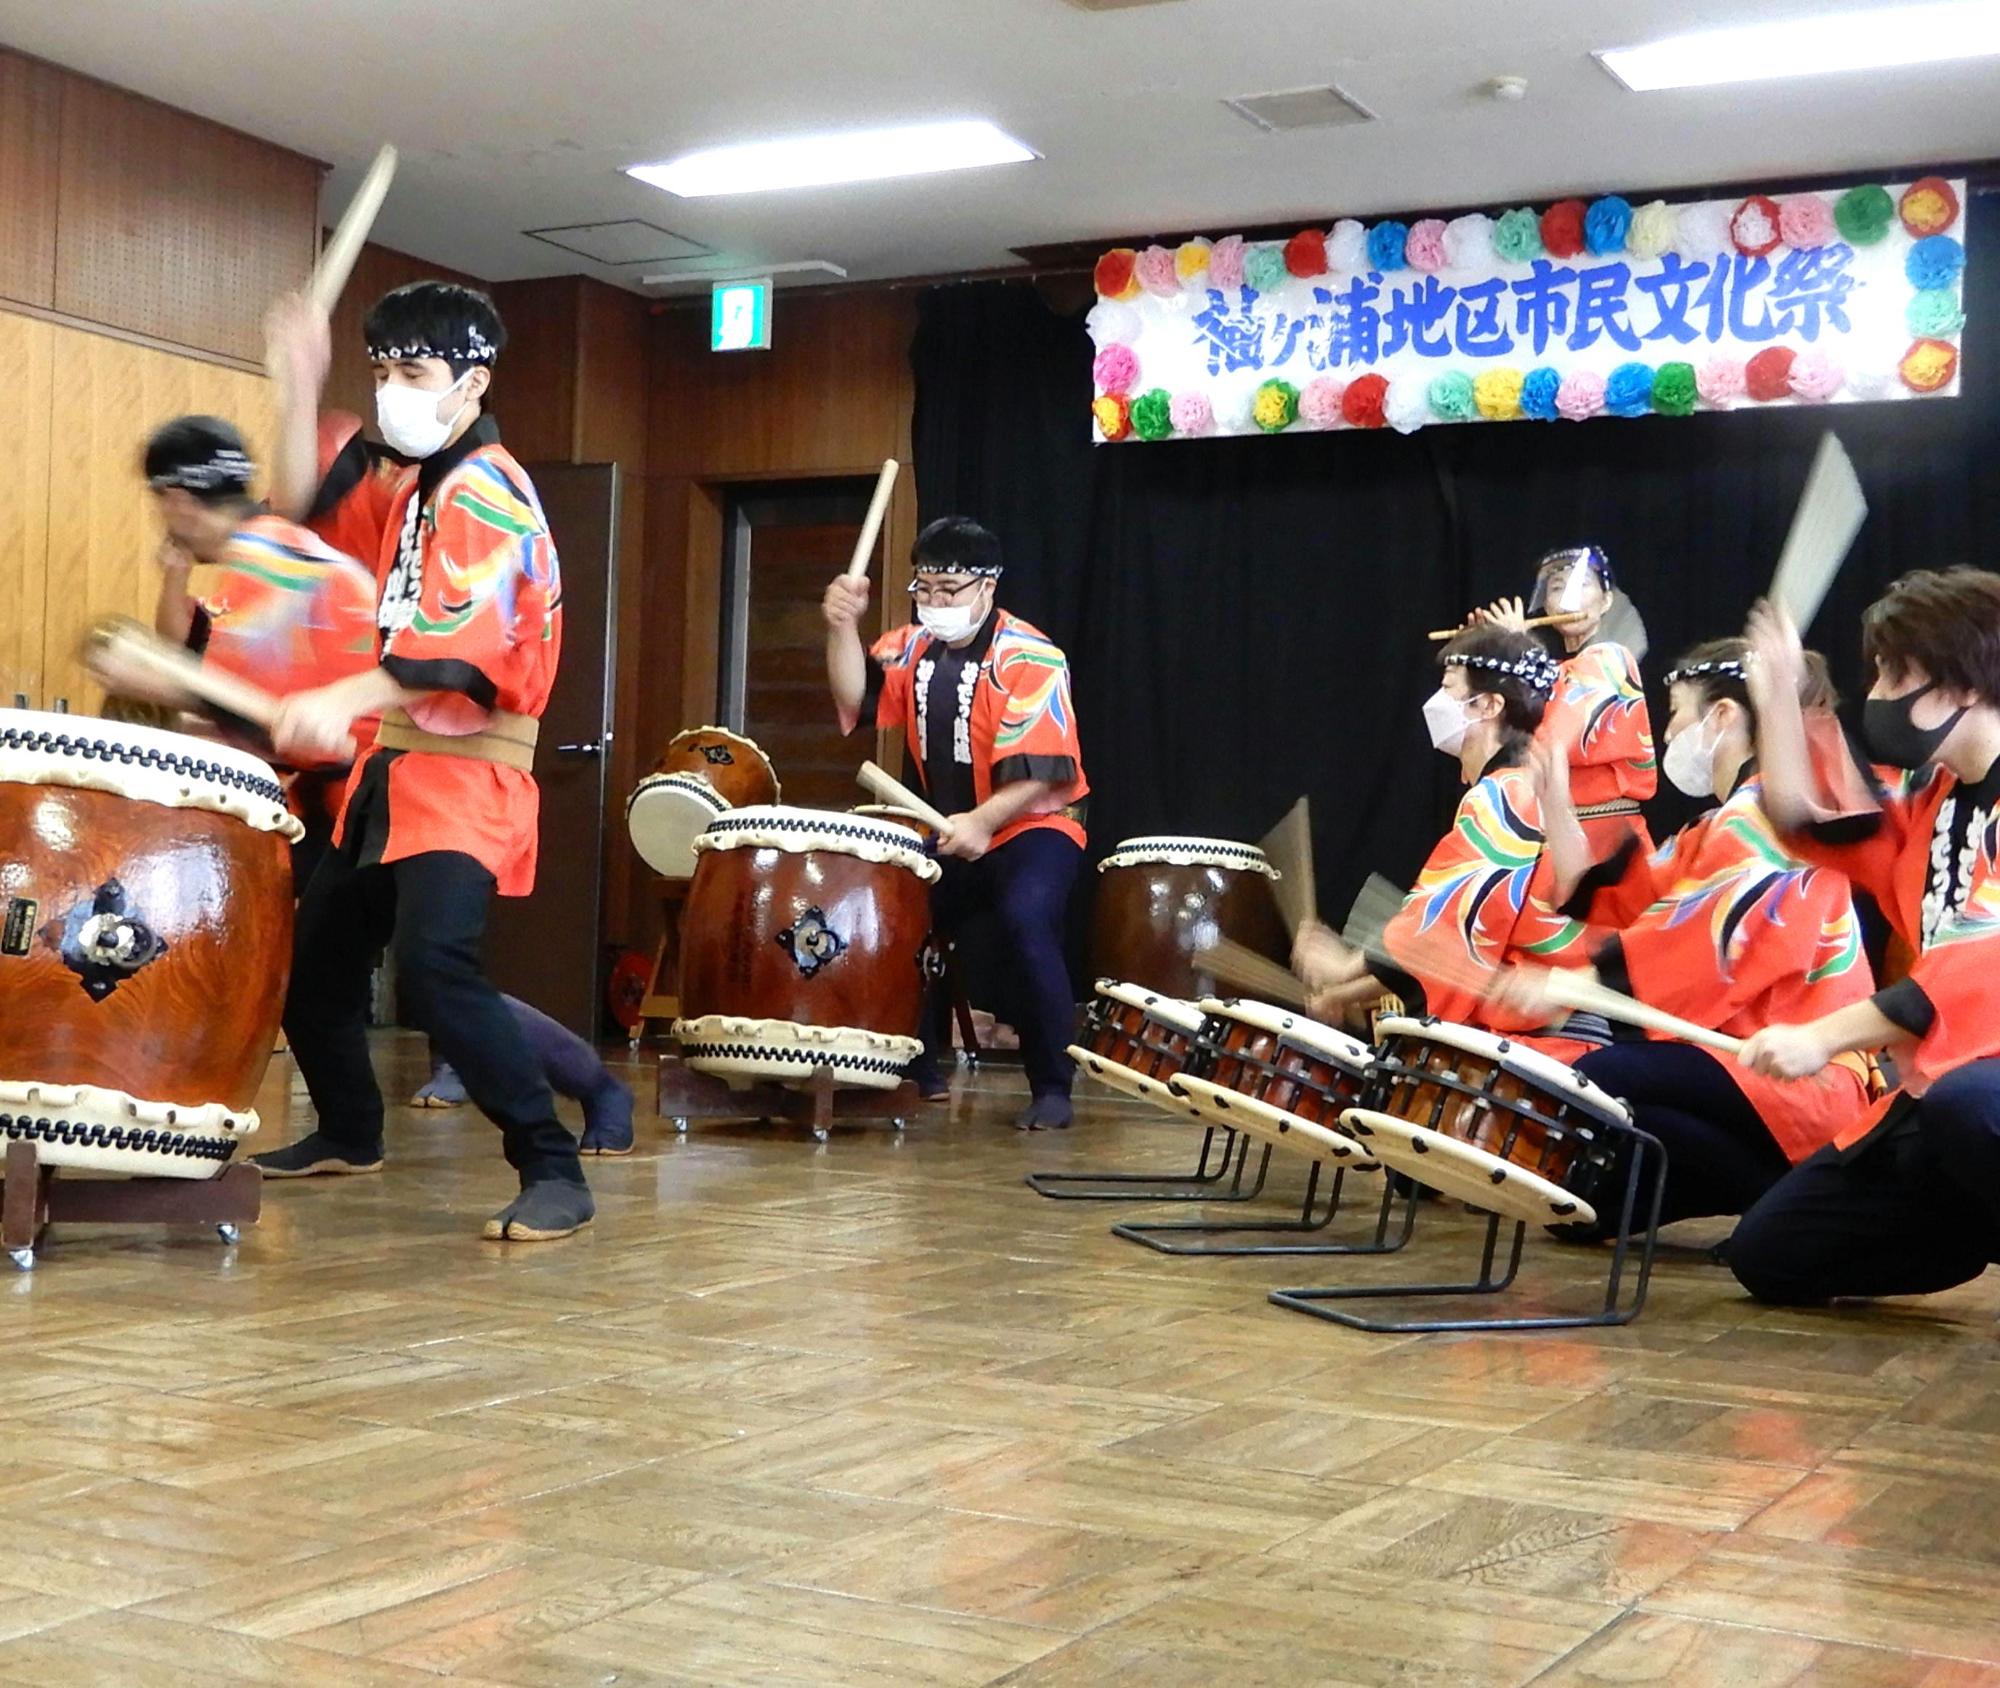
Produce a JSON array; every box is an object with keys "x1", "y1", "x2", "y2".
[
  {"x1": 250, "y1": 281, "x2": 594, "y2": 1240},
  {"x1": 824, "y1": 517, "x2": 1089, "y2": 1130}
]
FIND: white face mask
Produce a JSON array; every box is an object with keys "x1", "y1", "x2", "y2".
[
  {"x1": 1663, "y1": 709, "x2": 1722, "y2": 798},
  {"x1": 376, "y1": 373, "x2": 472, "y2": 460},
  {"x1": 1423, "y1": 687, "x2": 1474, "y2": 756},
  {"x1": 917, "y1": 598, "x2": 984, "y2": 642}
]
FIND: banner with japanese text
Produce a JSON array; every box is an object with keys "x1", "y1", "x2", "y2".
[{"x1": 1087, "y1": 178, "x2": 1966, "y2": 442}]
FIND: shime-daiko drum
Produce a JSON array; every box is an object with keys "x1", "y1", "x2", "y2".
[
  {"x1": 0, "y1": 710, "x2": 299, "y2": 1176},
  {"x1": 626, "y1": 726, "x2": 781, "y2": 880},
  {"x1": 1090, "y1": 835, "x2": 1291, "y2": 1000},
  {"x1": 674, "y1": 805, "x2": 939, "y2": 1090}
]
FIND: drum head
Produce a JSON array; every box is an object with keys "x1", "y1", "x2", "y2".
[
  {"x1": 1098, "y1": 836, "x2": 1279, "y2": 878},
  {"x1": 1339, "y1": 1107, "x2": 1598, "y2": 1228},
  {"x1": 1170, "y1": 1074, "x2": 1380, "y2": 1171},
  {"x1": 627, "y1": 772, "x2": 727, "y2": 878}
]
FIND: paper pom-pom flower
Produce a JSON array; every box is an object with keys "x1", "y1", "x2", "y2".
[
  {"x1": 1520, "y1": 367, "x2": 1563, "y2": 420},
  {"x1": 1493, "y1": 207, "x2": 1544, "y2": 264},
  {"x1": 1428, "y1": 370, "x2": 1477, "y2": 422},
  {"x1": 1556, "y1": 370, "x2": 1606, "y2": 421},
  {"x1": 1092, "y1": 343, "x2": 1139, "y2": 395},
  {"x1": 1605, "y1": 362, "x2": 1655, "y2": 417},
  {"x1": 1169, "y1": 392, "x2": 1213, "y2": 435},
  {"x1": 1674, "y1": 201, "x2": 1735, "y2": 260},
  {"x1": 1847, "y1": 367, "x2": 1892, "y2": 400},
  {"x1": 1092, "y1": 394, "x2": 1132, "y2": 440},
  {"x1": 1094, "y1": 248, "x2": 1141, "y2": 300},
  {"x1": 1900, "y1": 176, "x2": 1960, "y2": 238},
  {"x1": 1627, "y1": 200, "x2": 1677, "y2": 260},
  {"x1": 1696, "y1": 358, "x2": 1747, "y2": 409},
  {"x1": 1908, "y1": 289, "x2": 1967, "y2": 338},
  {"x1": 1367, "y1": 220, "x2": 1410, "y2": 272},
  {"x1": 1730, "y1": 195, "x2": 1783, "y2": 257},
  {"x1": 1085, "y1": 299, "x2": 1139, "y2": 348},
  {"x1": 1541, "y1": 199, "x2": 1587, "y2": 259},
  {"x1": 1444, "y1": 213, "x2": 1495, "y2": 269},
  {"x1": 1175, "y1": 239, "x2": 1212, "y2": 284},
  {"x1": 1300, "y1": 376, "x2": 1347, "y2": 429},
  {"x1": 1384, "y1": 378, "x2": 1430, "y2": 435},
  {"x1": 1834, "y1": 184, "x2": 1894, "y2": 245},
  {"x1": 1135, "y1": 245, "x2": 1179, "y2": 298},
  {"x1": 1652, "y1": 362, "x2": 1697, "y2": 416},
  {"x1": 1252, "y1": 379, "x2": 1300, "y2": 433},
  {"x1": 1130, "y1": 389, "x2": 1175, "y2": 441},
  {"x1": 1473, "y1": 368, "x2": 1525, "y2": 421},
  {"x1": 1328, "y1": 219, "x2": 1367, "y2": 272},
  {"x1": 1243, "y1": 242, "x2": 1289, "y2": 293},
  {"x1": 1209, "y1": 234, "x2": 1246, "y2": 290},
  {"x1": 1284, "y1": 229, "x2": 1328, "y2": 278},
  {"x1": 1405, "y1": 218, "x2": 1448, "y2": 272},
  {"x1": 1900, "y1": 338, "x2": 1959, "y2": 393},
  {"x1": 1341, "y1": 373, "x2": 1389, "y2": 428},
  {"x1": 1906, "y1": 235, "x2": 1966, "y2": 292},
  {"x1": 1745, "y1": 346, "x2": 1797, "y2": 402},
  {"x1": 1779, "y1": 195, "x2": 1836, "y2": 251},
  {"x1": 1585, "y1": 196, "x2": 1633, "y2": 256},
  {"x1": 1788, "y1": 348, "x2": 1844, "y2": 403}
]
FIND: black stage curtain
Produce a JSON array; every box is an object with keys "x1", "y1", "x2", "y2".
[{"x1": 913, "y1": 195, "x2": 1998, "y2": 966}]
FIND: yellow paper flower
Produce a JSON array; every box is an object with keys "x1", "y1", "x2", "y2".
[
  {"x1": 1175, "y1": 238, "x2": 1213, "y2": 283},
  {"x1": 1473, "y1": 367, "x2": 1525, "y2": 421},
  {"x1": 1627, "y1": 200, "x2": 1678, "y2": 260}
]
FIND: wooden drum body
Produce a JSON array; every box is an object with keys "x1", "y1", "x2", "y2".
[
  {"x1": 1342, "y1": 1016, "x2": 1628, "y2": 1226},
  {"x1": 1090, "y1": 836, "x2": 1290, "y2": 999},
  {"x1": 674, "y1": 805, "x2": 939, "y2": 1090},
  {"x1": 1067, "y1": 979, "x2": 1207, "y2": 1107},
  {"x1": 627, "y1": 726, "x2": 781, "y2": 880},
  {"x1": 0, "y1": 711, "x2": 299, "y2": 1177},
  {"x1": 1170, "y1": 999, "x2": 1381, "y2": 1171}
]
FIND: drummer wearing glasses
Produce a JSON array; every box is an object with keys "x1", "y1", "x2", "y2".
[{"x1": 823, "y1": 517, "x2": 1089, "y2": 1130}]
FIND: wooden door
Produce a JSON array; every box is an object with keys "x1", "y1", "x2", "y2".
[{"x1": 0, "y1": 311, "x2": 52, "y2": 707}]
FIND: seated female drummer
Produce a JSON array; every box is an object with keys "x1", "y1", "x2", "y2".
[
  {"x1": 1494, "y1": 638, "x2": 1877, "y2": 1239},
  {"x1": 1295, "y1": 625, "x2": 1604, "y2": 1063}
]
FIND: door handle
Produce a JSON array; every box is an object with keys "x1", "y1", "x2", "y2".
[
  {"x1": 53, "y1": 697, "x2": 69, "y2": 714},
  {"x1": 556, "y1": 741, "x2": 603, "y2": 756}
]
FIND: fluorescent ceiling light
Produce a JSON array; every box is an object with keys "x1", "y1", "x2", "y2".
[
  {"x1": 627, "y1": 120, "x2": 1036, "y2": 198},
  {"x1": 1597, "y1": 1, "x2": 2000, "y2": 91}
]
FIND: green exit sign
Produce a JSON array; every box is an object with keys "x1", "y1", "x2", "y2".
[{"x1": 711, "y1": 278, "x2": 772, "y2": 351}]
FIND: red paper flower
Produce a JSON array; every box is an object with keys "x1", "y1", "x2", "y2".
[
  {"x1": 1899, "y1": 177, "x2": 1961, "y2": 238},
  {"x1": 1899, "y1": 338, "x2": 1960, "y2": 394},
  {"x1": 1284, "y1": 229, "x2": 1328, "y2": 279},
  {"x1": 1093, "y1": 248, "x2": 1140, "y2": 300},
  {"x1": 1731, "y1": 195, "x2": 1783, "y2": 257},
  {"x1": 1341, "y1": 373, "x2": 1389, "y2": 429},
  {"x1": 1540, "y1": 199, "x2": 1587, "y2": 259},
  {"x1": 1745, "y1": 346, "x2": 1797, "y2": 401},
  {"x1": 1092, "y1": 393, "x2": 1133, "y2": 440}
]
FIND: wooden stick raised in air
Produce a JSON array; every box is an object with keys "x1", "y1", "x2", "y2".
[
  {"x1": 856, "y1": 759, "x2": 950, "y2": 832},
  {"x1": 1769, "y1": 433, "x2": 1867, "y2": 637},
  {"x1": 1197, "y1": 937, "x2": 1314, "y2": 1010},
  {"x1": 843, "y1": 459, "x2": 901, "y2": 581},
  {"x1": 310, "y1": 144, "x2": 398, "y2": 316},
  {"x1": 1260, "y1": 796, "x2": 1317, "y2": 937}
]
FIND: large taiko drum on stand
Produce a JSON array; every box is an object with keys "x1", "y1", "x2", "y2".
[
  {"x1": 0, "y1": 710, "x2": 299, "y2": 1177},
  {"x1": 626, "y1": 726, "x2": 781, "y2": 880},
  {"x1": 1090, "y1": 836, "x2": 1291, "y2": 1000},
  {"x1": 674, "y1": 805, "x2": 940, "y2": 1091}
]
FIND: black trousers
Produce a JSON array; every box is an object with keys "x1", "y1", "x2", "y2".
[
  {"x1": 1573, "y1": 1041, "x2": 1792, "y2": 1233},
  {"x1": 284, "y1": 846, "x2": 583, "y2": 1184},
  {"x1": 923, "y1": 828, "x2": 1083, "y2": 1098},
  {"x1": 1727, "y1": 1059, "x2": 2000, "y2": 1303}
]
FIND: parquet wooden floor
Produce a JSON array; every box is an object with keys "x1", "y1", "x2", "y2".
[{"x1": 1, "y1": 1039, "x2": 1996, "y2": 1686}]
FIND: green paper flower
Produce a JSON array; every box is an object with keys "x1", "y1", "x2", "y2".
[
  {"x1": 1834, "y1": 184, "x2": 1894, "y2": 246},
  {"x1": 1243, "y1": 243, "x2": 1289, "y2": 293},
  {"x1": 1907, "y1": 289, "x2": 1966, "y2": 339},
  {"x1": 1252, "y1": 379, "x2": 1299, "y2": 433},
  {"x1": 1493, "y1": 207, "x2": 1544, "y2": 264},
  {"x1": 1651, "y1": 362, "x2": 1698, "y2": 416},
  {"x1": 1130, "y1": 388, "x2": 1175, "y2": 441},
  {"x1": 1428, "y1": 371, "x2": 1477, "y2": 421}
]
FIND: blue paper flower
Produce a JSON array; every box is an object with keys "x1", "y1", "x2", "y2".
[
  {"x1": 1605, "y1": 362, "x2": 1656, "y2": 417},
  {"x1": 1906, "y1": 235, "x2": 1965, "y2": 291},
  {"x1": 1520, "y1": 367, "x2": 1563, "y2": 420},
  {"x1": 1584, "y1": 196, "x2": 1633, "y2": 256},
  {"x1": 1367, "y1": 220, "x2": 1410, "y2": 272}
]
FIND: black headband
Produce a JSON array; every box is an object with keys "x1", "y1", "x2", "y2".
[
  {"x1": 911, "y1": 563, "x2": 1003, "y2": 580},
  {"x1": 1446, "y1": 648, "x2": 1559, "y2": 697},
  {"x1": 148, "y1": 448, "x2": 255, "y2": 494},
  {"x1": 367, "y1": 323, "x2": 498, "y2": 366},
  {"x1": 1663, "y1": 658, "x2": 1747, "y2": 689}
]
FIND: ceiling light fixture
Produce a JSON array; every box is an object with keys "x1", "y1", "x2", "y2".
[
  {"x1": 627, "y1": 120, "x2": 1037, "y2": 198},
  {"x1": 1597, "y1": 1, "x2": 2000, "y2": 91}
]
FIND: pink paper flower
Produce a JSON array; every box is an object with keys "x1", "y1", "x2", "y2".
[
  {"x1": 1327, "y1": 219, "x2": 1367, "y2": 272},
  {"x1": 1208, "y1": 235, "x2": 1246, "y2": 289},
  {"x1": 1696, "y1": 358, "x2": 1746, "y2": 409},
  {"x1": 1092, "y1": 343, "x2": 1139, "y2": 395},
  {"x1": 1556, "y1": 370, "x2": 1606, "y2": 421},
  {"x1": 1405, "y1": 218, "x2": 1449, "y2": 272},
  {"x1": 1169, "y1": 392, "x2": 1213, "y2": 434},
  {"x1": 1300, "y1": 376, "x2": 1347, "y2": 429},
  {"x1": 1779, "y1": 195, "x2": 1836, "y2": 250},
  {"x1": 1135, "y1": 244, "x2": 1179, "y2": 298},
  {"x1": 1788, "y1": 347, "x2": 1845, "y2": 403}
]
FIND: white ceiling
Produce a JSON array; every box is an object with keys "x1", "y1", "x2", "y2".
[{"x1": 10, "y1": 0, "x2": 2000, "y2": 292}]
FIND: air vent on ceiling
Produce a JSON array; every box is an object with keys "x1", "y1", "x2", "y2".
[
  {"x1": 1062, "y1": 0, "x2": 1186, "y2": 10},
  {"x1": 1226, "y1": 85, "x2": 1376, "y2": 132},
  {"x1": 524, "y1": 220, "x2": 711, "y2": 266}
]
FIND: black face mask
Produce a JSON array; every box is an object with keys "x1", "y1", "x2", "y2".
[{"x1": 1861, "y1": 682, "x2": 1966, "y2": 770}]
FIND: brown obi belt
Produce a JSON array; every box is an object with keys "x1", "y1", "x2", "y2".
[{"x1": 374, "y1": 708, "x2": 540, "y2": 773}]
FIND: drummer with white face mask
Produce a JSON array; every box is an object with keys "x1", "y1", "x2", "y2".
[{"x1": 823, "y1": 517, "x2": 1089, "y2": 1130}]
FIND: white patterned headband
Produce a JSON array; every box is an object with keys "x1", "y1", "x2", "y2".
[
  {"x1": 1662, "y1": 658, "x2": 1747, "y2": 688},
  {"x1": 148, "y1": 448, "x2": 255, "y2": 493},
  {"x1": 367, "y1": 322, "x2": 498, "y2": 365},
  {"x1": 1445, "y1": 649, "x2": 1560, "y2": 696}
]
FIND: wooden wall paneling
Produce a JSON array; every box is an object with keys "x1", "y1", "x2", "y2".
[
  {"x1": 54, "y1": 75, "x2": 319, "y2": 365},
  {"x1": 0, "y1": 312, "x2": 55, "y2": 707},
  {"x1": 488, "y1": 277, "x2": 580, "y2": 463},
  {"x1": 323, "y1": 241, "x2": 490, "y2": 424},
  {"x1": 40, "y1": 324, "x2": 269, "y2": 712},
  {"x1": 0, "y1": 52, "x2": 62, "y2": 310}
]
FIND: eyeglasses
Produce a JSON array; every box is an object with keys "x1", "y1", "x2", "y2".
[{"x1": 907, "y1": 577, "x2": 986, "y2": 605}]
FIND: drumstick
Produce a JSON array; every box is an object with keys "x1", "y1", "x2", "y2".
[
  {"x1": 1428, "y1": 611, "x2": 1586, "y2": 642},
  {"x1": 1259, "y1": 796, "x2": 1317, "y2": 936},
  {"x1": 310, "y1": 144, "x2": 398, "y2": 316},
  {"x1": 843, "y1": 459, "x2": 901, "y2": 582},
  {"x1": 856, "y1": 759, "x2": 950, "y2": 832},
  {"x1": 1536, "y1": 969, "x2": 1743, "y2": 1057},
  {"x1": 1769, "y1": 433, "x2": 1867, "y2": 636},
  {"x1": 1198, "y1": 937, "x2": 1314, "y2": 1010}
]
